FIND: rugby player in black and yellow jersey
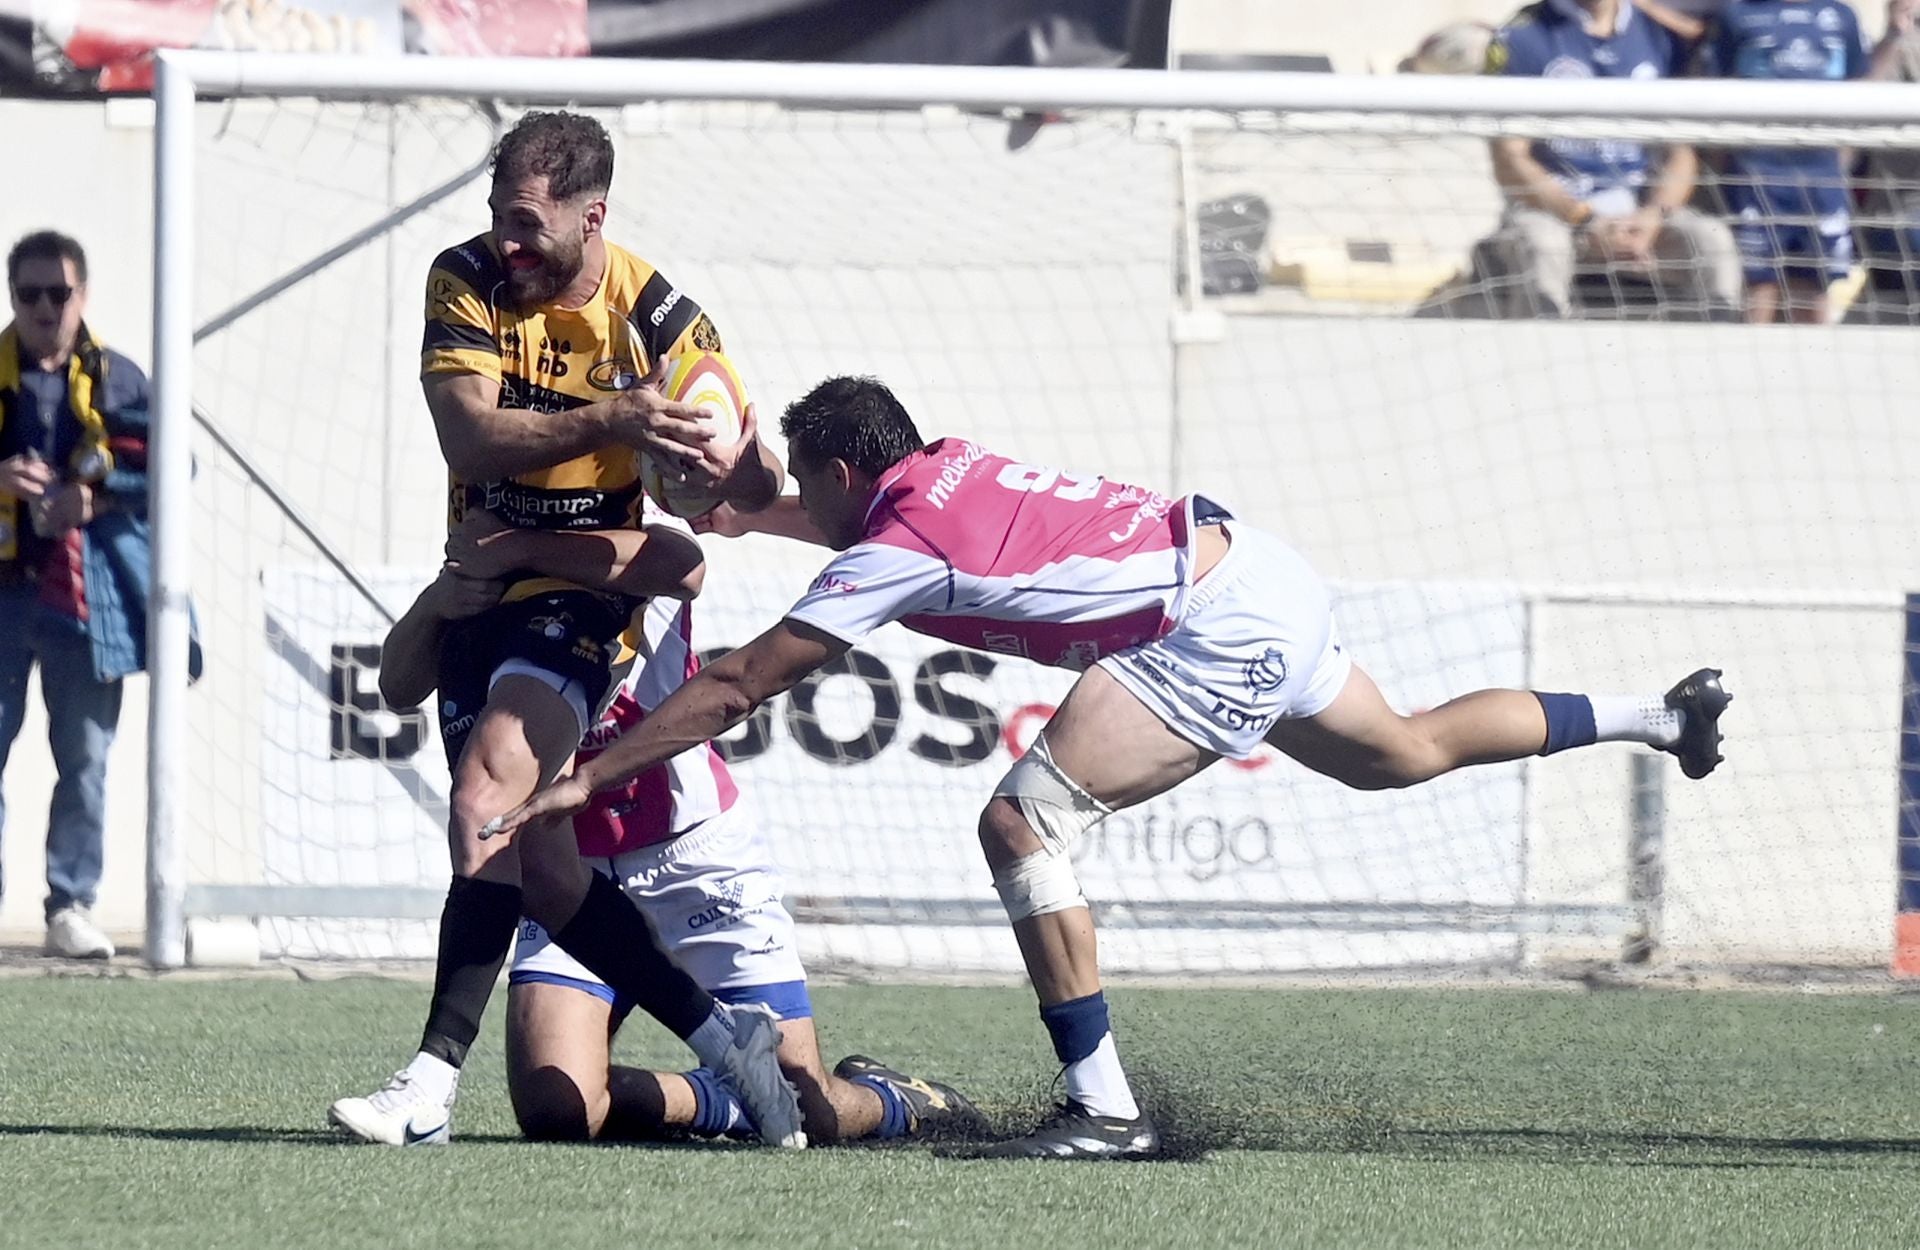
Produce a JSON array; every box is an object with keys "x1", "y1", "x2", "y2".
[{"x1": 329, "y1": 112, "x2": 803, "y2": 1149}]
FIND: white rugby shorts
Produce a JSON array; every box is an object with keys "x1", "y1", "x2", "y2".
[
  {"x1": 1097, "y1": 521, "x2": 1351, "y2": 759},
  {"x1": 510, "y1": 807, "x2": 809, "y2": 1013}
]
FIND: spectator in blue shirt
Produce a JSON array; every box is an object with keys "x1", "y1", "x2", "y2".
[
  {"x1": 1486, "y1": 0, "x2": 1742, "y2": 318},
  {"x1": 1697, "y1": 0, "x2": 1872, "y2": 323},
  {"x1": 1854, "y1": 0, "x2": 1920, "y2": 322}
]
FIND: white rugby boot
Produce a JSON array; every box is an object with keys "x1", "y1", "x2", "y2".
[
  {"x1": 715, "y1": 1003, "x2": 807, "y2": 1149},
  {"x1": 328, "y1": 1065, "x2": 458, "y2": 1145}
]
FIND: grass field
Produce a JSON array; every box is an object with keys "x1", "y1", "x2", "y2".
[{"x1": 1, "y1": 976, "x2": 1917, "y2": 1249}]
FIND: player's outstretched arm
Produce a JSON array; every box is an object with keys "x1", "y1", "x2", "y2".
[
  {"x1": 693, "y1": 496, "x2": 835, "y2": 548},
  {"x1": 484, "y1": 619, "x2": 846, "y2": 841},
  {"x1": 445, "y1": 512, "x2": 706, "y2": 601},
  {"x1": 424, "y1": 369, "x2": 711, "y2": 483},
  {"x1": 379, "y1": 569, "x2": 505, "y2": 708}
]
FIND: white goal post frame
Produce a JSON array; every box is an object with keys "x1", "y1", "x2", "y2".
[{"x1": 145, "y1": 51, "x2": 1920, "y2": 967}]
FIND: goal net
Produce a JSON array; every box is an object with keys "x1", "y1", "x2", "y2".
[{"x1": 149, "y1": 55, "x2": 1920, "y2": 978}]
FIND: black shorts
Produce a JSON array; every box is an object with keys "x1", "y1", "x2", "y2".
[{"x1": 436, "y1": 589, "x2": 637, "y2": 768}]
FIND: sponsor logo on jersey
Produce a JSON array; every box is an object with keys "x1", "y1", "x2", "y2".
[
  {"x1": 924, "y1": 442, "x2": 987, "y2": 510},
  {"x1": 980, "y1": 631, "x2": 1028, "y2": 657},
  {"x1": 648, "y1": 288, "x2": 684, "y2": 327},
  {"x1": 480, "y1": 479, "x2": 609, "y2": 523},
  {"x1": 810, "y1": 574, "x2": 860, "y2": 595}
]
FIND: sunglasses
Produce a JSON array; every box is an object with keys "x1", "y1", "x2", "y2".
[{"x1": 12, "y1": 284, "x2": 75, "y2": 308}]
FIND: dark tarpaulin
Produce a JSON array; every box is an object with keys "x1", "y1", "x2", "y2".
[
  {"x1": 0, "y1": 0, "x2": 1170, "y2": 97},
  {"x1": 586, "y1": 0, "x2": 1171, "y2": 69}
]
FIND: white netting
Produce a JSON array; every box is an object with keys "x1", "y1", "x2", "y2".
[{"x1": 172, "y1": 88, "x2": 1920, "y2": 973}]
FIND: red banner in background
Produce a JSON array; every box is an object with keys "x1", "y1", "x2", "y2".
[
  {"x1": 0, "y1": 0, "x2": 1164, "y2": 96},
  {"x1": 406, "y1": 0, "x2": 585, "y2": 58}
]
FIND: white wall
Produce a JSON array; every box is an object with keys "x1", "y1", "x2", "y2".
[{"x1": 1, "y1": 91, "x2": 1911, "y2": 970}]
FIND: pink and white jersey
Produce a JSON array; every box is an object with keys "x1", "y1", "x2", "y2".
[
  {"x1": 786, "y1": 439, "x2": 1207, "y2": 670},
  {"x1": 572, "y1": 595, "x2": 739, "y2": 856}
]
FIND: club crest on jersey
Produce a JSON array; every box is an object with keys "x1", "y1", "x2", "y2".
[
  {"x1": 527, "y1": 612, "x2": 573, "y2": 640},
  {"x1": 586, "y1": 358, "x2": 641, "y2": 392},
  {"x1": 1244, "y1": 647, "x2": 1289, "y2": 693}
]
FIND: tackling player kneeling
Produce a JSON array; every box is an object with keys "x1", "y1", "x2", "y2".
[{"x1": 370, "y1": 509, "x2": 980, "y2": 1146}]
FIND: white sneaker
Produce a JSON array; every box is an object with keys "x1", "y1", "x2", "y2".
[
  {"x1": 45, "y1": 907, "x2": 114, "y2": 959},
  {"x1": 328, "y1": 1068, "x2": 458, "y2": 1145},
  {"x1": 717, "y1": 1003, "x2": 807, "y2": 1149}
]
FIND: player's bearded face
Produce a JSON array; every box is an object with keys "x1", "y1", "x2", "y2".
[
  {"x1": 490, "y1": 178, "x2": 591, "y2": 310},
  {"x1": 500, "y1": 219, "x2": 584, "y2": 310}
]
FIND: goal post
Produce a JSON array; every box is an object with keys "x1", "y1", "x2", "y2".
[{"x1": 147, "y1": 51, "x2": 1920, "y2": 974}]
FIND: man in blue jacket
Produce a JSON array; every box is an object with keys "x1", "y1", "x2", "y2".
[{"x1": 0, "y1": 230, "x2": 186, "y2": 959}]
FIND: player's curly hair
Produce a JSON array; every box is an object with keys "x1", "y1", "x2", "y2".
[
  {"x1": 781, "y1": 376, "x2": 926, "y2": 478},
  {"x1": 489, "y1": 111, "x2": 614, "y2": 202}
]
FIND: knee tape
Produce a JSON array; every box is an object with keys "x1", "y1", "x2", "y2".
[
  {"x1": 989, "y1": 733, "x2": 1109, "y2": 921},
  {"x1": 991, "y1": 732, "x2": 1111, "y2": 854},
  {"x1": 992, "y1": 850, "x2": 1086, "y2": 922}
]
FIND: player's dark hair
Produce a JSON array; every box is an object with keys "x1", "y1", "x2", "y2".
[
  {"x1": 8, "y1": 230, "x2": 87, "y2": 288},
  {"x1": 489, "y1": 111, "x2": 614, "y2": 202},
  {"x1": 781, "y1": 376, "x2": 925, "y2": 478}
]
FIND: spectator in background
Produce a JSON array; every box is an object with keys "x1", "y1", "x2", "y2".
[
  {"x1": 1857, "y1": 0, "x2": 1920, "y2": 322},
  {"x1": 0, "y1": 232, "x2": 178, "y2": 960},
  {"x1": 1484, "y1": 0, "x2": 1742, "y2": 319},
  {"x1": 1401, "y1": 22, "x2": 1495, "y2": 74},
  {"x1": 1696, "y1": 0, "x2": 1871, "y2": 324}
]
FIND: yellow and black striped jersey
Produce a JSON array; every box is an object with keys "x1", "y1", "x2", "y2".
[
  {"x1": 422, "y1": 232, "x2": 720, "y2": 530},
  {"x1": 420, "y1": 233, "x2": 721, "y2": 611}
]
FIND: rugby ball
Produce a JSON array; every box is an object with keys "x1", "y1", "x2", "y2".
[{"x1": 640, "y1": 350, "x2": 748, "y2": 519}]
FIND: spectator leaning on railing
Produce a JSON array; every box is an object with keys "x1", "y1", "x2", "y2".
[{"x1": 1484, "y1": 0, "x2": 1742, "y2": 319}]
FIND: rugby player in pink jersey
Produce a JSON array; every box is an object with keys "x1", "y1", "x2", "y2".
[{"x1": 486, "y1": 375, "x2": 1731, "y2": 1160}]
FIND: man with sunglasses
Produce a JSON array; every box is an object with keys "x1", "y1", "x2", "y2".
[{"x1": 1, "y1": 231, "x2": 185, "y2": 959}]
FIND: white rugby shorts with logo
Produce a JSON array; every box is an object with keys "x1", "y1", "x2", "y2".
[
  {"x1": 1097, "y1": 521, "x2": 1351, "y2": 760},
  {"x1": 510, "y1": 808, "x2": 812, "y2": 1020}
]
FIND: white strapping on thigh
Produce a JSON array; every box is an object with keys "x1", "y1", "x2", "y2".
[{"x1": 990, "y1": 731, "x2": 1111, "y2": 854}]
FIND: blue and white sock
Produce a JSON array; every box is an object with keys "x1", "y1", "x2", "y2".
[
  {"x1": 1536, "y1": 693, "x2": 1681, "y2": 755},
  {"x1": 1039, "y1": 991, "x2": 1139, "y2": 1120},
  {"x1": 684, "y1": 1067, "x2": 754, "y2": 1138},
  {"x1": 846, "y1": 1074, "x2": 913, "y2": 1139}
]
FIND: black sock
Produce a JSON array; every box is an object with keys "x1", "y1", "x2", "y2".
[
  {"x1": 418, "y1": 875, "x2": 523, "y2": 1068},
  {"x1": 552, "y1": 872, "x2": 715, "y2": 1039}
]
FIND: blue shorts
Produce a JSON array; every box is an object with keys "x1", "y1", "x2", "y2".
[{"x1": 1726, "y1": 180, "x2": 1853, "y2": 286}]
